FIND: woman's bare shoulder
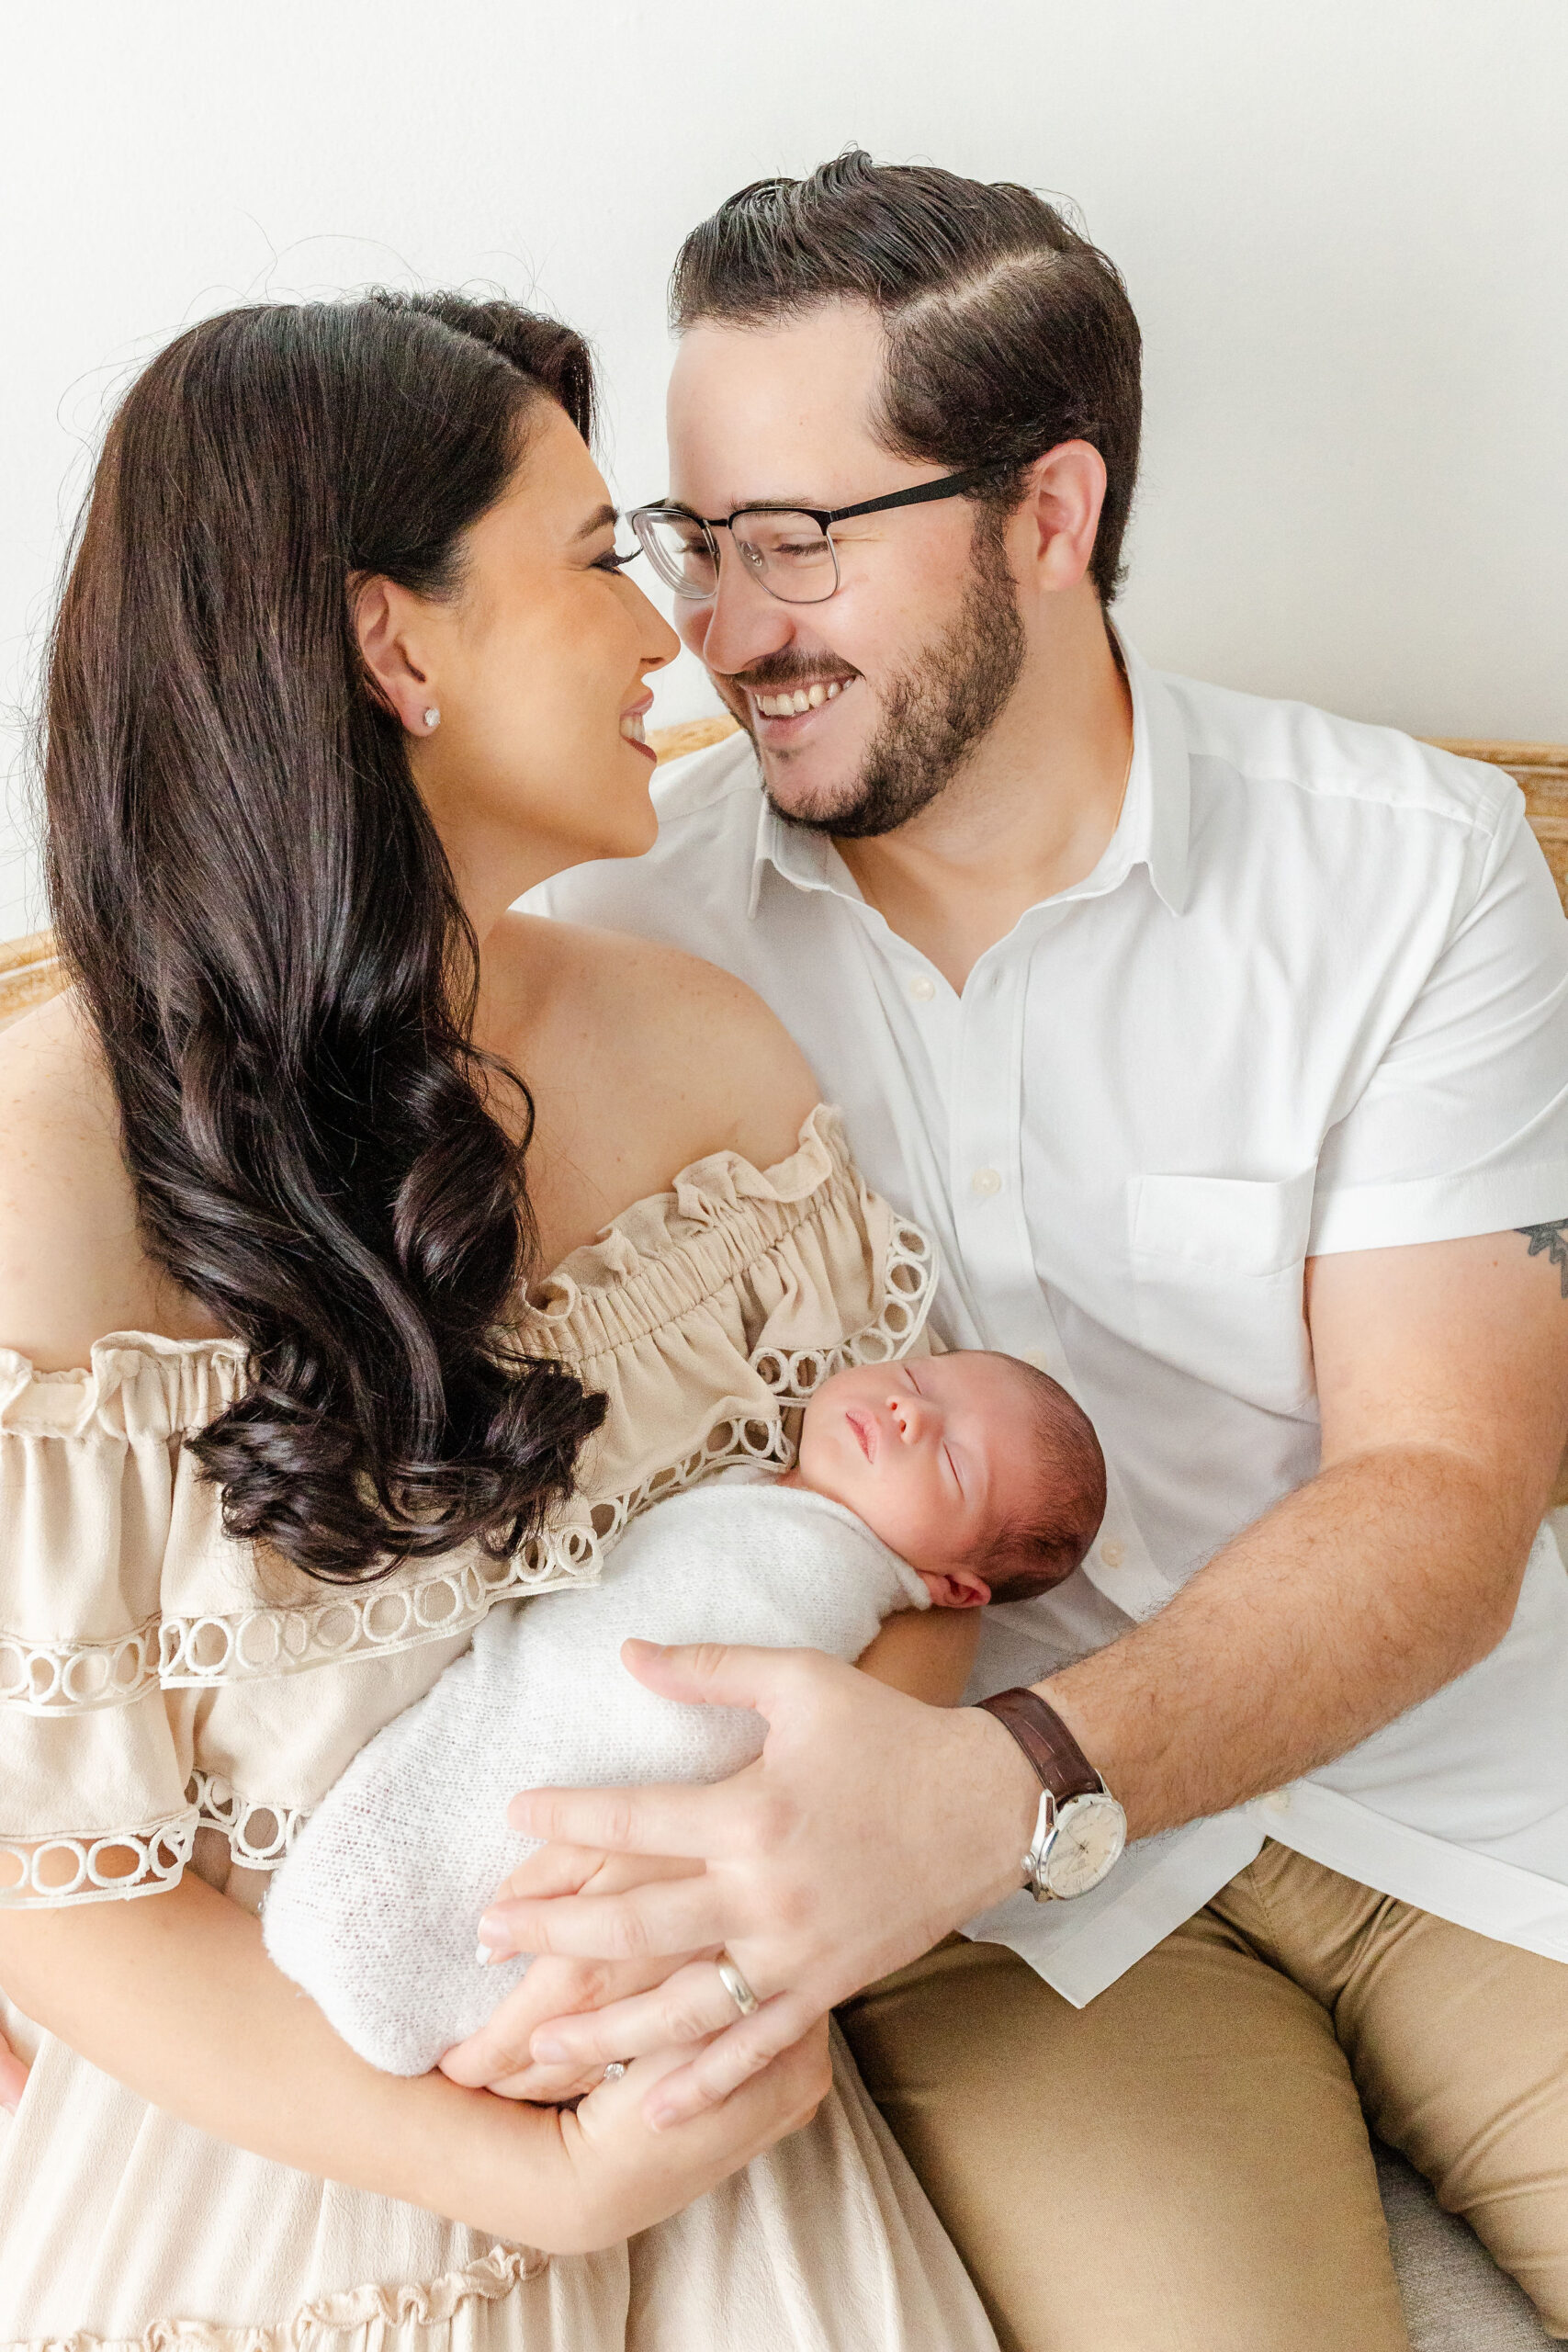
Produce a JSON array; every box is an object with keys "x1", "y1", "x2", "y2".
[
  {"x1": 487, "y1": 912, "x2": 820, "y2": 1180},
  {"x1": 0, "y1": 994, "x2": 203, "y2": 1368}
]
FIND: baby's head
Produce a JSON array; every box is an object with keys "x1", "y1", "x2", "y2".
[{"x1": 790, "y1": 1351, "x2": 1106, "y2": 1607}]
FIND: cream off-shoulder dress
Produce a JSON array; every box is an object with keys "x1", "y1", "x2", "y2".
[{"x1": 0, "y1": 1106, "x2": 998, "y2": 2352}]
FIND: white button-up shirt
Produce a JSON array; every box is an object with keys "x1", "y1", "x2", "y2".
[{"x1": 533, "y1": 639, "x2": 1568, "y2": 2003}]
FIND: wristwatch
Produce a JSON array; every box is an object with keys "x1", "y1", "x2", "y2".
[{"x1": 976, "y1": 1688, "x2": 1127, "y2": 1901}]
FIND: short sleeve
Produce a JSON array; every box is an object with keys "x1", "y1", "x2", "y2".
[
  {"x1": 1310, "y1": 792, "x2": 1568, "y2": 1254},
  {"x1": 0, "y1": 1340, "x2": 245, "y2": 1905}
]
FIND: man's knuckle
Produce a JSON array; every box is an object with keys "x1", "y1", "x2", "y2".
[
  {"x1": 571, "y1": 1961, "x2": 613, "y2": 2009},
  {"x1": 738, "y1": 2036, "x2": 774, "y2": 2085},
  {"x1": 773, "y1": 1878, "x2": 817, "y2": 1936},
  {"x1": 739, "y1": 1791, "x2": 794, "y2": 1859},
  {"x1": 668, "y1": 1995, "x2": 715, "y2": 2042},
  {"x1": 609, "y1": 1908, "x2": 653, "y2": 1963},
  {"x1": 600, "y1": 1798, "x2": 636, "y2": 1849}
]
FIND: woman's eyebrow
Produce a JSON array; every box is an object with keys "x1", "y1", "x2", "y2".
[{"x1": 570, "y1": 502, "x2": 620, "y2": 542}]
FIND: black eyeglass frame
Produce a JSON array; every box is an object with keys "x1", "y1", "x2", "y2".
[{"x1": 627, "y1": 457, "x2": 1039, "y2": 604}]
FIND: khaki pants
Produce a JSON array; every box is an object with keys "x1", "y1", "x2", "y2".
[{"x1": 837, "y1": 1842, "x2": 1568, "y2": 2351}]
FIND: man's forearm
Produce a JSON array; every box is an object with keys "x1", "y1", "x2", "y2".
[{"x1": 1041, "y1": 1444, "x2": 1540, "y2": 1841}]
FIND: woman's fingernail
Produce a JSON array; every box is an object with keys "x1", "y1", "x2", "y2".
[
  {"x1": 647, "y1": 2101, "x2": 677, "y2": 2132},
  {"x1": 531, "y1": 2035, "x2": 569, "y2": 2063},
  {"x1": 475, "y1": 1944, "x2": 493, "y2": 1967}
]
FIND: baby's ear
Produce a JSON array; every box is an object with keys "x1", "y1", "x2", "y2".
[{"x1": 921, "y1": 1566, "x2": 992, "y2": 1611}]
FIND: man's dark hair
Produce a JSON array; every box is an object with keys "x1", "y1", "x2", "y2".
[{"x1": 671, "y1": 150, "x2": 1143, "y2": 603}]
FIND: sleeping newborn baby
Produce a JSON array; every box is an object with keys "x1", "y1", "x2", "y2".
[{"x1": 263, "y1": 1348, "x2": 1106, "y2": 2075}]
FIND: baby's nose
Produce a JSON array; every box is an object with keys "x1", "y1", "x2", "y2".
[{"x1": 891, "y1": 1394, "x2": 931, "y2": 1442}]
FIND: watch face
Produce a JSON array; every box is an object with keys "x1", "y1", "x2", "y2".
[{"x1": 1043, "y1": 1793, "x2": 1127, "y2": 1898}]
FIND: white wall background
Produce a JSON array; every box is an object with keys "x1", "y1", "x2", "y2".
[{"x1": 4, "y1": 0, "x2": 1566, "y2": 944}]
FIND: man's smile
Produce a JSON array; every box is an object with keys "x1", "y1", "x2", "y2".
[
  {"x1": 752, "y1": 679, "x2": 850, "y2": 718},
  {"x1": 721, "y1": 662, "x2": 861, "y2": 741}
]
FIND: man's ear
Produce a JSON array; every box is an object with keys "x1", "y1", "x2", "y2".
[
  {"x1": 921, "y1": 1565, "x2": 992, "y2": 1611},
  {"x1": 1015, "y1": 440, "x2": 1107, "y2": 597},
  {"x1": 352, "y1": 574, "x2": 437, "y2": 735}
]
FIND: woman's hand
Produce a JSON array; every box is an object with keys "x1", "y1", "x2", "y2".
[
  {"x1": 550, "y1": 2018, "x2": 831, "y2": 2250},
  {"x1": 441, "y1": 1843, "x2": 713, "y2": 2102},
  {"x1": 0, "y1": 1870, "x2": 828, "y2": 2253}
]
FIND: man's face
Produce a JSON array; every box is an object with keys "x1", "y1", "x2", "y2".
[{"x1": 665, "y1": 301, "x2": 1024, "y2": 835}]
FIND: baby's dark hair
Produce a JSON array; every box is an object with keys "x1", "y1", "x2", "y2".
[{"x1": 976, "y1": 1357, "x2": 1106, "y2": 1601}]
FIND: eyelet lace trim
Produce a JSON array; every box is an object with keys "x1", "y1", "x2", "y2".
[
  {"x1": 754, "y1": 1218, "x2": 934, "y2": 1393},
  {"x1": 186, "y1": 1769, "x2": 308, "y2": 1870},
  {"x1": 0, "y1": 1615, "x2": 161, "y2": 1713},
  {"x1": 586, "y1": 1409, "x2": 795, "y2": 1543},
  {"x1": 0, "y1": 1219, "x2": 938, "y2": 1713},
  {"x1": 0, "y1": 1809, "x2": 194, "y2": 1908},
  {"x1": 0, "y1": 2242, "x2": 548, "y2": 2348},
  {"x1": 154, "y1": 1522, "x2": 597, "y2": 1690}
]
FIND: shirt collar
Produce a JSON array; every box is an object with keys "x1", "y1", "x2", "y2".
[
  {"x1": 1114, "y1": 629, "x2": 1192, "y2": 916},
  {"x1": 749, "y1": 625, "x2": 1192, "y2": 922}
]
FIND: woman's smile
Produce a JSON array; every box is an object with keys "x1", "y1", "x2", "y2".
[{"x1": 620, "y1": 692, "x2": 656, "y2": 761}]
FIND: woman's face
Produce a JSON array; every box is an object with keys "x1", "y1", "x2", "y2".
[{"x1": 371, "y1": 400, "x2": 679, "y2": 914}]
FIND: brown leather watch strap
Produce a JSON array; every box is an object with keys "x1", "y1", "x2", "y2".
[{"x1": 977, "y1": 1688, "x2": 1102, "y2": 1804}]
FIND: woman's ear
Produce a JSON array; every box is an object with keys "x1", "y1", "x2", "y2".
[{"x1": 352, "y1": 575, "x2": 439, "y2": 735}]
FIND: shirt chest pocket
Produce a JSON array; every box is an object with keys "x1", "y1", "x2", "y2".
[{"x1": 1127, "y1": 1170, "x2": 1317, "y2": 1415}]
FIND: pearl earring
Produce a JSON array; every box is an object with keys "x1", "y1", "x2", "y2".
[{"x1": 423, "y1": 707, "x2": 441, "y2": 731}]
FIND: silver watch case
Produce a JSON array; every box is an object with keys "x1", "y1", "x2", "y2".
[{"x1": 1023, "y1": 1784, "x2": 1128, "y2": 1901}]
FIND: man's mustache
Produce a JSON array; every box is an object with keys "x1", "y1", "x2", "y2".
[{"x1": 717, "y1": 652, "x2": 863, "y2": 695}]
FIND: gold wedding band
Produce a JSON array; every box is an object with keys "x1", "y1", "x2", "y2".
[{"x1": 716, "y1": 1951, "x2": 761, "y2": 2017}]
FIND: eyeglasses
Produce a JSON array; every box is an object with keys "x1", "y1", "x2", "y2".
[{"x1": 627, "y1": 459, "x2": 1031, "y2": 607}]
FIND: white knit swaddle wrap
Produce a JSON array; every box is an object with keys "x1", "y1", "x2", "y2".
[{"x1": 262, "y1": 1471, "x2": 929, "y2": 2075}]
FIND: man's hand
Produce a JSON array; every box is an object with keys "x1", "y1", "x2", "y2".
[{"x1": 472, "y1": 1642, "x2": 1040, "y2": 2128}]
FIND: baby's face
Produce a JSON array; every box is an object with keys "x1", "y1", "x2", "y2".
[{"x1": 794, "y1": 1352, "x2": 1044, "y2": 1605}]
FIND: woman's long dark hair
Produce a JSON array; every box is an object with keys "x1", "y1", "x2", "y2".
[{"x1": 44, "y1": 291, "x2": 607, "y2": 1582}]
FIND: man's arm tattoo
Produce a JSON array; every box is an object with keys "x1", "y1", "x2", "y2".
[{"x1": 1516, "y1": 1221, "x2": 1568, "y2": 1297}]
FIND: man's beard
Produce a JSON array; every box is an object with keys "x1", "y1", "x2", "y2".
[{"x1": 753, "y1": 513, "x2": 1026, "y2": 841}]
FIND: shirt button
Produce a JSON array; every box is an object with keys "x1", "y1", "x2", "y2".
[
  {"x1": 971, "y1": 1167, "x2": 1002, "y2": 1196},
  {"x1": 908, "y1": 973, "x2": 936, "y2": 1001},
  {"x1": 1262, "y1": 1788, "x2": 1292, "y2": 1817},
  {"x1": 1100, "y1": 1539, "x2": 1125, "y2": 1569}
]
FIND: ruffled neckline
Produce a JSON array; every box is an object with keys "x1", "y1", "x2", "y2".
[
  {"x1": 0, "y1": 1106, "x2": 852, "y2": 1404},
  {"x1": 0, "y1": 1331, "x2": 252, "y2": 1442},
  {"x1": 523, "y1": 1103, "x2": 852, "y2": 1335}
]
